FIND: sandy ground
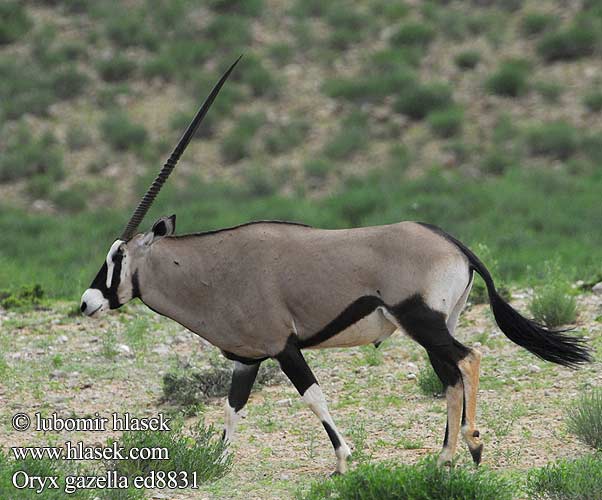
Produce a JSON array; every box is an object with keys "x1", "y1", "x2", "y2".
[{"x1": 0, "y1": 291, "x2": 600, "y2": 499}]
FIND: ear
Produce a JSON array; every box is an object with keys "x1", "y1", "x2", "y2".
[{"x1": 143, "y1": 215, "x2": 176, "y2": 245}]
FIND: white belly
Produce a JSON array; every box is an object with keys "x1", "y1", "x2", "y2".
[{"x1": 309, "y1": 307, "x2": 397, "y2": 349}]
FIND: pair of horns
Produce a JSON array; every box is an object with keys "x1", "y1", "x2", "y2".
[{"x1": 120, "y1": 56, "x2": 242, "y2": 241}]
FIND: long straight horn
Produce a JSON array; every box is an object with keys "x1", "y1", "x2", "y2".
[{"x1": 119, "y1": 56, "x2": 242, "y2": 241}]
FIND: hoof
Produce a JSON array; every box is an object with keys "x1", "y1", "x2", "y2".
[{"x1": 469, "y1": 443, "x2": 484, "y2": 465}]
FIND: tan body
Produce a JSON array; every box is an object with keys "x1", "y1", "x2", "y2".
[{"x1": 137, "y1": 221, "x2": 470, "y2": 359}]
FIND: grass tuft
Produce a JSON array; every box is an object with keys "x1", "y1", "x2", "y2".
[
  {"x1": 566, "y1": 388, "x2": 602, "y2": 450},
  {"x1": 486, "y1": 59, "x2": 530, "y2": 97},
  {"x1": 529, "y1": 262, "x2": 577, "y2": 327},
  {"x1": 417, "y1": 360, "x2": 445, "y2": 397},
  {"x1": 527, "y1": 453, "x2": 602, "y2": 500},
  {"x1": 298, "y1": 457, "x2": 515, "y2": 500}
]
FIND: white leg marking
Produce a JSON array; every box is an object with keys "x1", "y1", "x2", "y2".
[
  {"x1": 223, "y1": 400, "x2": 240, "y2": 444},
  {"x1": 302, "y1": 383, "x2": 351, "y2": 473}
]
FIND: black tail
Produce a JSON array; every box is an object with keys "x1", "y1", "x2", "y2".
[{"x1": 418, "y1": 223, "x2": 592, "y2": 368}]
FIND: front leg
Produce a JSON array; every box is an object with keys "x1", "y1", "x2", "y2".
[
  {"x1": 223, "y1": 361, "x2": 261, "y2": 443},
  {"x1": 276, "y1": 340, "x2": 351, "y2": 474}
]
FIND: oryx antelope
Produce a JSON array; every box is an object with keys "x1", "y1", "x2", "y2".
[{"x1": 81, "y1": 58, "x2": 591, "y2": 474}]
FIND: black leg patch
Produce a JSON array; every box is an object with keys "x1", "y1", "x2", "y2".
[
  {"x1": 322, "y1": 421, "x2": 341, "y2": 450},
  {"x1": 389, "y1": 294, "x2": 470, "y2": 388},
  {"x1": 228, "y1": 363, "x2": 261, "y2": 412},
  {"x1": 222, "y1": 350, "x2": 268, "y2": 365},
  {"x1": 275, "y1": 337, "x2": 318, "y2": 395}
]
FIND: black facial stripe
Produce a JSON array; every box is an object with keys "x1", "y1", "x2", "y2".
[
  {"x1": 132, "y1": 270, "x2": 141, "y2": 299},
  {"x1": 88, "y1": 254, "x2": 123, "y2": 309}
]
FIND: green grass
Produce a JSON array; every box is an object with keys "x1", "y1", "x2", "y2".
[
  {"x1": 521, "y1": 12, "x2": 558, "y2": 36},
  {"x1": 526, "y1": 121, "x2": 579, "y2": 160},
  {"x1": 298, "y1": 457, "x2": 515, "y2": 500},
  {"x1": 221, "y1": 112, "x2": 265, "y2": 163},
  {"x1": 100, "y1": 111, "x2": 148, "y2": 152},
  {"x1": 529, "y1": 262, "x2": 577, "y2": 327},
  {"x1": 2, "y1": 166, "x2": 602, "y2": 300},
  {"x1": 390, "y1": 21, "x2": 435, "y2": 48},
  {"x1": 394, "y1": 82, "x2": 453, "y2": 120},
  {"x1": 0, "y1": 124, "x2": 64, "y2": 182},
  {"x1": 486, "y1": 59, "x2": 531, "y2": 97},
  {"x1": 417, "y1": 361, "x2": 445, "y2": 397},
  {"x1": 114, "y1": 419, "x2": 232, "y2": 483},
  {"x1": 454, "y1": 50, "x2": 481, "y2": 70},
  {"x1": 537, "y1": 23, "x2": 598, "y2": 62},
  {"x1": 567, "y1": 388, "x2": 602, "y2": 450},
  {"x1": 583, "y1": 90, "x2": 602, "y2": 113},
  {"x1": 96, "y1": 55, "x2": 136, "y2": 82},
  {"x1": 527, "y1": 454, "x2": 602, "y2": 500},
  {"x1": 0, "y1": 1, "x2": 32, "y2": 44},
  {"x1": 427, "y1": 106, "x2": 464, "y2": 138}
]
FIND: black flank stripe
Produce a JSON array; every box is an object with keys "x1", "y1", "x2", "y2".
[{"x1": 299, "y1": 296, "x2": 384, "y2": 348}]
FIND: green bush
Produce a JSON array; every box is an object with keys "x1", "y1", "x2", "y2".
[
  {"x1": 264, "y1": 120, "x2": 309, "y2": 155},
  {"x1": 0, "y1": 284, "x2": 44, "y2": 310},
  {"x1": 0, "y1": 125, "x2": 64, "y2": 182},
  {"x1": 208, "y1": 0, "x2": 263, "y2": 16},
  {"x1": 104, "y1": 9, "x2": 159, "y2": 50},
  {"x1": 323, "y1": 112, "x2": 369, "y2": 160},
  {"x1": 323, "y1": 68, "x2": 416, "y2": 103},
  {"x1": 304, "y1": 158, "x2": 332, "y2": 181},
  {"x1": 480, "y1": 149, "x2": 514, "y2": 176},
  {"x1": 299, "y1": 457, "x2": 515, "y2": 500},
  {"x1": 394, "y1": 82, "x2": 453, "y2": 120},
  {"x1": 205, "y1": 14, "x2": 251, "y2": 51},
  {"x1": 528, "y1": 454, "x2": 602, "y2": 500},
  {"x1": 537, "y1": 24, "x2": 598, "y2": 62},
  {"x1": 51, "y1": 65, "x2": 89, "y2": 99},
  {"x1": 97, "y1": 55, "x2": 136, "y2": 82},
  {"x1": 534, "y1": 80, "x2": 564, "y2": 103},
  {"x1": 220, "y1": 112, "x2": 265, "y2": 163},
  {"x1": 454, "y1": 50, "x2": 481, "y2": 70},
  {"x1": 417, "y1": 361, "x2": 445, "y2": 397},
  {"x1": 486, "y1": 59, "x2": 530, "y2": 97},
  {"x1": 66, "y1": 126, "x2": 92, "y2": 151},
  {"x1": 100, "y1": 111, "x2": 148, "y2": 151},
  {"x1": 567, "y1": 388, "x2": 602, "y2": 450},
  {"x1": 234, "y1": 54, "x2": 279, "y2": 98},
  {"x1": 162, "y1": 359, "x2": 282, "y2": 408},
  {"x1": 526, "y1": 121, "x2": 579, "y2": 160},
  {"x1": 583, "y1": 90, "x2": 602, "y2": 112},
  {"x1": 521, "y1": 12, "x2": 557, "y2": 36},
  {"x1": 0, "y1": 2, "x2": 32, "y2": 44},
  {"x1": 50, "y1": 187, "x2": 87, "y2": 213},
  {"x1": 143, "y1": 40, "x2": 212, "y2": 81},
  {"x1": 427, "y1": 107, "x2": 464, "y2": 138},
  {"x1": 529, "y1": 262, "x2": 577, "y2": 327},
  {"x1": 391, "y1": 21, "x2": 435, "y2": 48}
]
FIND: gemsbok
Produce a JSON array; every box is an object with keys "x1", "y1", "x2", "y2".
[{"x1": 81, "y1": 58, "x2": 591, "y2": 474}]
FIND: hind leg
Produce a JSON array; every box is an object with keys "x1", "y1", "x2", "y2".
[
  {"x1": 387, "y1": 295, "x2": 471, "y2": 466},
  {"x1": 445, "y1": 276, "x2": 484, "y2": 464},
  {"x1": 458, "y1": 348, "x2": 483, "y2": 464}
]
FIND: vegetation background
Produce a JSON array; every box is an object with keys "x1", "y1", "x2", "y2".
[
  {"x1": 1, "y1": 0, "x2": 601, "y2": 298},
  {"x1": 1, "y1": 1, "x2": 602, "y2": 499}
]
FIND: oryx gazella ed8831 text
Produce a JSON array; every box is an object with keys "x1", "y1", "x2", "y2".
[{"x1": 81, "y1": 58, "x2": 591, "y2": 474}]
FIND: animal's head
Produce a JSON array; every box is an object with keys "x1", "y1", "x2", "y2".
[
  {"x1": 80, "y1": 216, "x2": 176, "y2": 316},
  {"x1": 80, "y1": 56, "x2": 241, "y2": 318}
]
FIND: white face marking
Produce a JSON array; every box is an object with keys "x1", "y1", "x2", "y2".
[
  {"x1": 105, "y1": 239, "x2": 125, "y2": 288},
  {"x1": 80, "y1": 288, "x2": 109, "y2": 317}
]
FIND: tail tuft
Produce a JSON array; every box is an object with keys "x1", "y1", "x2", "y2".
[
  {"x1": 417, "y1": 222, "x2": 592, "y2": 368},
  {"x1": 489, "y1": 291, "x2": 591, "y2": 368}
]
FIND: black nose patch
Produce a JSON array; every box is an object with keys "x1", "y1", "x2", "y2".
[{"x1": 81, "y1": 301, "x2": 87, "y2": 313}]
